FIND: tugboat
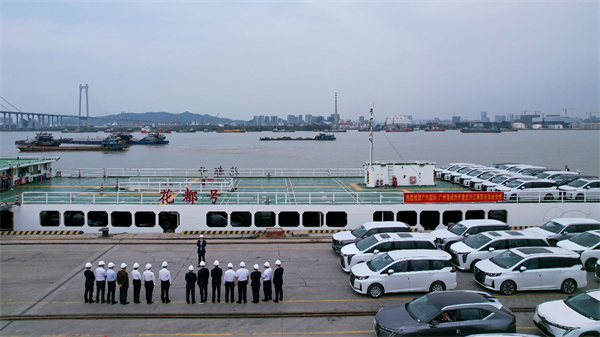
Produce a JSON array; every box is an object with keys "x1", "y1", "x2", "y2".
[{"x1": 133, "y1": 132, "x2": 169, "y2": 145}]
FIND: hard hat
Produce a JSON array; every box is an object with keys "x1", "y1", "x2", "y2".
[
  {"x1": 227, "y1": 263, "x2": 233, "y2": 268},
  {"x1": 264, "y1": 262, "x2": 270, "y2": 268},
  {"x1": 200, "y1": 261, "x2": 205, "y2": 267},
  {"x1": 214, "y1": 260, "x2": 219, "y2": 266},
  {"x1": 276, "y1": 260, "x2": 281, "y2": 265},
  {"x1": 99, "y1": 260, "x2": 105, "y2": 266},
  {"x1": 162, "y1": 261, "x2": 168, "y2": 267},
  {"x1": 146, "y1": 263, "x2": 152, "y2": 270},
  {"x1": 121, "y1": 263, "x2": 127, "y2": 269},
  {"x1": 199, "y1": 234, "x2": 204, "y2": 238},
  {"x1": 108, "y1": 262, "x2": 115, "y2": 268},
  {"x1": 133, "y1": 262, "x2": 140, "y2": 269},
  {"x1": 188, "y1": 265, "x2": 194, "y2": 271},
  {"x1": 240, "y1": 261, "x2": 245, "y2": 267},
  {"x1": 85, "y1": 262, "x2": 92, "y2": 268},
  {"x1": 253, "y1": 264, "x2": 259, "y2": 270}
]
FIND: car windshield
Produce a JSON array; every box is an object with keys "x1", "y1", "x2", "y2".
[
  {"x1": 356, "y1": 236, "x2": 379, "y2": 251},
  {"x1": 468, "y1": 170, "x2": 483, "y2": 177},
  {"x1": 458, "y1": 167, "x2": 472, "y2": 173},
  {"x1": 449, "y1": 224, "x2": 467, "y2": 235},
  {"x1": 537, "y1": 173, "x2": 551, "y2": 179},
  {"x1": 566, "y1": 180, "x2": 588, "y2": 188},
  {"x1": 540, "y1": 221, "x2": 565, "y2": 234},
  {"x1": 464, "y1": 234, "x2": 492, "y2": 249},
  {"x1": 406, "y1": 294, "x2": 440, "y2": 323},
  {"x1": 351, "y1": 225, "x2": 367, "y2": 238},
  {"x1": 490, "y1": 250, "x2": 523, "y2": 269},
  {"x1": 504, "y1": 180, "x2": 524, "y2": 188},
  {"x1": 480, "y1": 172, "x2": 496, "y2": 180},
  {"x1": 366, "y1": 253, "x2": 394, "y2": 272},
  {"x1": 569, "y1": 232, "x2": 600, "y2": 248},
  {"x1": 490, "y1": 175, "x2": 510, "y2": 183},
  {"x1": 564, "y1": 292, "x2": 600, "y2": 320}
]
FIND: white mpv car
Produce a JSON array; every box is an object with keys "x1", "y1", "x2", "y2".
[
  {"x1": 533, "y1": 289, "x2": 600, "y2": 337},
  {"x1": 339, "y1": 232, "x2": 436, "y2": 272},
  {"x1": 557, "y1": 229, "x2": 600, "y2": 272},
  {"x1": 349, "y1": 250, "x2": 456, "y2": 298},
  {"x1": 473, "y1": 247, "x2": 587, "y2": 295}
]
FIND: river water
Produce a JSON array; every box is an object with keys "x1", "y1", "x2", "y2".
[{"x1": 1, "y1": 130, "x2": 599, "y2": 175}]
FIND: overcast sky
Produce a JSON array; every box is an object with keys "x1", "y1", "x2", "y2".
[{"x1": 1, "y1": 0, "x2": 598, "y2": 121}]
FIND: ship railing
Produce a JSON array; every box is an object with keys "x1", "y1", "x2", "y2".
[
  {"x1": 121, "y1": 178, "x2": 234, "y2": 193},
  {"x1": 54, "y1": 167, "x2": 364, "y2": 178}
]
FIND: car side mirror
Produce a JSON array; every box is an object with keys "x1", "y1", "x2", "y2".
[
  {"x1": 374, "y1": 250, "x2": 380, "y2": 254},
  {"x1": 429, "y1": 320, "x2": 439, "y2": 328},
  {"x1": 488, "y1": 247, "x2": 495, "y2": 252},
  {"x1": 562, "y1": 231, "x2": 568, "y2": 235},
  {"x1": 465, "y1": 233, "x2": 470, "y2": 237},
  {"x1": 387, "y1": 269, "x2": 394, "y2": 274},
  {"x1": 520, "y1": 266, "x2": 527, "y2": 272}
]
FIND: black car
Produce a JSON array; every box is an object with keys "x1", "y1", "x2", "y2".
[{"x1": 374, "y1": 290, "x2": 516, "y2": 337}]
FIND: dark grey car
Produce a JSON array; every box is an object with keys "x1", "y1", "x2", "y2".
[{"x1": 374, "y1": 290, "x2": 516, "y2": 337}]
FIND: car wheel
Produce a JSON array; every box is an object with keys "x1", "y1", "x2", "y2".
[
  {"x1": 585, "y1": 258, "x2": 598, "y2": 272},
  {"x1": 544, "y1": 194, "x2": 554, "y2": 201},
  {"x1": 576, "y1": 194, "x2": 585, "y2": 201},
  {"x1": 500, "y1": 280, "x2": 516, "y2": 295},
  {"x1": 561, "y1": 279, "x2": 577, "y2": 294},
  {"x1": 470, "y1": 260, "x2": 480, "y2": 271},
  {"x1": 367, "y1": 284, "x2": 384, "y2": 298},
  {"x1": 429, "y1": 281, "x2": 445, "y2": 292}
]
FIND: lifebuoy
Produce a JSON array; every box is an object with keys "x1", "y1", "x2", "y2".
[{"x1": 409, "y1": 176, "x2": 417, "y2": 184}]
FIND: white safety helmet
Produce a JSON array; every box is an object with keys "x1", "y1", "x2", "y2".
[
  {"x1": 264, "y1": 262, "x2": 270, "y2": 268},
  {"x1": 146, "y1": 263, "x2": 152, "y2": 270},
  {"x1": 133, "y1": 262, "x2": 140, "y2": 269},
  {"x1": 276, "y1": 260, "x2": 281, "y2": 266},
  {"x1": 85, "y1": 262, "x2": 92, "y2": 268},
  {"x1": 199, "y1": 234, "x2": 204, "y2": 238},
  {"x1": 200, "y1": 261, "x2": 205, "y2": 267},
  {"x1": 188, "y1": 265, "x2": 194, "y2": 271},
  {"x1": 121, "y1": 263, "x2": 127, "y2": 269},
  {"x1": 162, "y1": 261, "x2": 168, "y2": 267},
  {"x1": 108, "y1": 262, "x2": 115, "y2": 268},
  {"x1": 227, "y1": 263, "x2": 233, "y2": 268},
  {"x1": 213, "y1": 260, "x2": 219, "y2": 266},
  {"x1": 253, "y1": 264, "x2": 259, "y2": 270},
  {"x1": 240, "y1": 261, "x2": 245, "y2": 268},
  {"x1": 99, "y1": 260, "x2": 105, "y2": 266}
]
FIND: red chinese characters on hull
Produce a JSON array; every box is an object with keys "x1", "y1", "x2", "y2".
[{"x1": 404, "y1": 192, "x2": 504, "y2": 203}]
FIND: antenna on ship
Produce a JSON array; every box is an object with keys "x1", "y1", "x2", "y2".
[{"x1": 369, "y1": 107, "x2": 374, "y2": 166}]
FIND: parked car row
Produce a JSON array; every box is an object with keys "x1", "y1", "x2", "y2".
[
  {"x1": 435, "y1": 162, "x2": 600, "y2": 202},
  {"x1": 331, "y1": 219, "x2": 600, "y2": 336}
]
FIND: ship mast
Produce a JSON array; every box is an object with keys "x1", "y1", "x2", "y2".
[{"x1": 369, "y1": 107, "x2": 374, "y2": 165}]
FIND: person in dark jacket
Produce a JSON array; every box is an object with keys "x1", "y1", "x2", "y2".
[
  {"x1": 273, "y1": 260, "x2": 284, "y2": 302},
  {"x1": 250, "y1": 264, "x2": 262, "y2": 303},
  {"x1": 210, "y1": 260, "x2": 223, "y2": 303},
  {"x1": 84, "y1": 262, "x2": 95, "y2": 303},
  {"x1": 197, "y1": 261, "x2": 209, "y2": 303},
  {"x1": 196, "y1": 235, "x2": 207, "y2": 266},
  {"x1": 116, "y1": 263, "x2": 130, "y2": 305},
  {"x1": 185, "y1": 265, "x2": 197, "y2": 304}
]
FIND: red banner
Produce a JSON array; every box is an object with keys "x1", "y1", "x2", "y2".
[{"x1": 404, "y1": 192, "x2": 504, "y2": 203}]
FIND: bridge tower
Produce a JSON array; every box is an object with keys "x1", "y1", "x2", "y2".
[{"x1": 78, "y1": 84, "x2": 89, "y2": 128}]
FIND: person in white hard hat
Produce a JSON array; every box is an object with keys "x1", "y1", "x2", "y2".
[
  {"x1": 273, "y1": 260, "x2": 284, "y2": 302},
  {"x1": 262, "y1": 261, "x2": 273, "y2": 302},
  {"x1": 106, "y1": 262, "x2": 118, "y2": 304},
  {"x1": 196, "y1": 234, "x2": 207, "y2": 266},
  {"x1": 159, "y1": 261, "x2": 172, "y2": 303},
  {"x1": 224, "y1": 262, "x2": 236, "y2": 303},
  {"x1": 143, "y1": 263, "x2": 156, "y2": 304},
  {"x1": 235, "y1": 262, "x2": 249, "y2": 304},
  {"x1": 84, "y1": 262, "x2": 95, "y2": 303},
  {"x1": 117, "y1": 263, "x2": 130, "y2": 305},
  {"x1": 185, "y1": 265, "x2": 197, "y2": 304},
  {"x1": 95, "y1": 261, "x2": 107, "y2": 303},
  {"x1": 131, "y1": 262, "x2": 142, "y2": 304},
  {"x1": 211, "y1": 260, "x2": 222, "y2": 303},
  {"x1": 250, "y1": 264, "x2": 262, "y2": 303},
  {"x1": 197, "y1": 261, "x2": 209, "y2": 304}
]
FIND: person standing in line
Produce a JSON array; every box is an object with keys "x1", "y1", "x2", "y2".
[
  {"x1": 159, "y1": 261, "x2": 172, "y2": 303},
  {"x1": 224, "y1": 263, "x2": 236, "y2": 303},
  {"x1": 143, "y1": 263, "x2": 156, "y2": 304},
  {"x1": 117, "y1": 263, "x2": 130, "y2": 305},
  {"x1": 131, "y1": 262, "x2": 142, "y2": 304},
  {"x1": 185, "y1": 265, "x2": 197, "y2": 304},
  {"x1": 235, "y1": 262, "x2": 249, "y2": 304},
  {"x1": 84, "y1": 262, "x2": 95, "y2": 303},
  {"x1": 95, "y1": 261, "x2": 107, "y2": 303},
  {"x1": 197, "y1": 261, "x2": 209, "y2": 304},
  {"x1": 250, "y1": 264, "x2": 261, "y2": 304},
  {"x1": 106, "y1": 262, "x2": 117, "y2": 304},
  {"x1": 273, "y1": 260, "x2": 284, "y2": 303},
  {"x1": 196, "y1": 234, "x2": 207, "y2": 266},
  {"x1": 211, "y1": 260, "x2": 222, "y2": 303},
  {"x1": 262, "y1": 261, "x2": 273, "y2": 302}
]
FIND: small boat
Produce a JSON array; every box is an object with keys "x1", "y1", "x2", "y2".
[
  {"x1": 273, "y1": 128, "x2": 295, "y2": 133},
  {"x1": 259, "y1": 133, "x2": 336, "y2": 141},
  {"x1": 133, "y1": 132, "x2": 169, "y2": 145},
  {"x1": 15, "y1": 132, "x2": 61, "y2": 147},
  {"x1": 217, "y1": 127, "x2": 246, "y2": 133},
  {"x1": 16, "y1": 135, "x2": 129, "y2": 152},
  {"x1": 176, "y1": 129, "x2": 196, "y2": 133},
  {"x1": 386, "y1": 127, "x2": 412, "y2": 132},
  {"x1": 461, "y1": 126, "x2": 501, "y2": 133},
  {"x1": 424, "y1": 128, "x2": 446, "y2": 132}
]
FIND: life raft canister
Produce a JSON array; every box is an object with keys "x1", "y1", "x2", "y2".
[{"x1": 409, "y1": 176, "x2": 417, "y2": 184}]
